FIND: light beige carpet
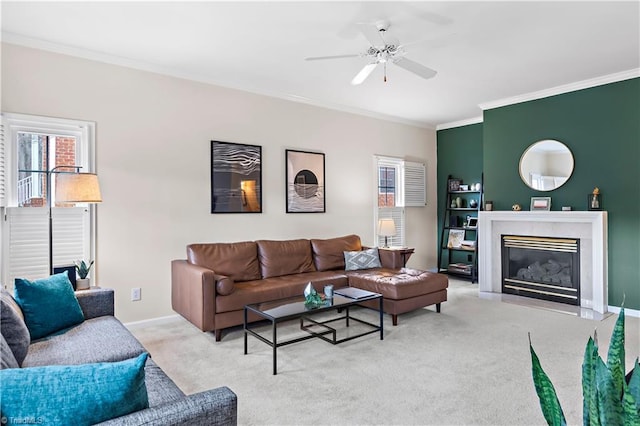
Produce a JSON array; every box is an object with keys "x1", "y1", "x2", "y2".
[{"x1": 128, "y1": 279, "x2": 640, "y2": 425}]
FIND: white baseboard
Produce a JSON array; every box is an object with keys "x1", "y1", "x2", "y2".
[
  {"x1": 124, "y1": 314, "x2": 181, "y2": 329},
  {"x1": 608, "y1": 305, "x2": 640, "y2": 318}
]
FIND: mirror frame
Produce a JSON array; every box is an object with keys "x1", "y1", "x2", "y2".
[{"x1": 519, "y1": 139, "x2": 574, "y2": 192}]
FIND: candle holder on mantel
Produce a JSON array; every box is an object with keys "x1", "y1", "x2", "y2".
[{"x1": 588, "y1": 187, "x2": 602, "y2": 211}]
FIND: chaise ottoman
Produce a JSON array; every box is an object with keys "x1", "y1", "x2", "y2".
[{"x1": 347, "y1": 268, "x2": 448, "y2": 325}]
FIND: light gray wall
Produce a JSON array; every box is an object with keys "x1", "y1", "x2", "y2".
[{"x1": 1, "y1": 43, "x2": 438, "y2": 322}]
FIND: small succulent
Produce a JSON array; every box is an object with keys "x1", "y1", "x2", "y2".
[{"x1": 75, "y1": 260, "x2": 94, "y2": 279}]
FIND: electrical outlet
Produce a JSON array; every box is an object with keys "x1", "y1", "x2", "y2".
[{"x1": 131, "y1": 287, "x2": 141, "y2": 301}]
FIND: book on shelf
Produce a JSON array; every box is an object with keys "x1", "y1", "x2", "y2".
[
  {"x1": 461, "y1": 240, "x2": 476, "y2": 250},
  {"x1": 448, "y1": 263, "x2": 472, "y2": 274}
]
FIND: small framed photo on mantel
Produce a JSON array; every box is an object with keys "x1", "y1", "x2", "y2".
[{"x1": 530, "y1": 196, "x2": 551, "y2": 211}]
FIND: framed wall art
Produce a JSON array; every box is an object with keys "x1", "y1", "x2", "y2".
[
  {"x1": 286, "y1": 149, "x2": 325, "y2": 213},
  {"x1": 530, "y1": 196, "x2": 551, "y2": 211},
  {"x1": 211, "y1": 140, "x2": 262, "y2": 213}
]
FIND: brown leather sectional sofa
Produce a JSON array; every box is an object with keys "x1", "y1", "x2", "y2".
[{"x1": 171, "y1": 234, "x2": 447, "y2": 341}]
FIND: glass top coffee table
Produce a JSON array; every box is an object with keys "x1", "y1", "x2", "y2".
[{"x1": 244, "y1": 290, "x2": 383, "y2": 375}]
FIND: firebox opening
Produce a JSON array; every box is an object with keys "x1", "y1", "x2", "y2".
[{"x1": 501, "y1": 235, "x2": 580, "y2": 306}]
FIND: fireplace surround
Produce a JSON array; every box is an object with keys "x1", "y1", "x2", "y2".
[{"x1": 478, "y1": 211, "x2": 607, "y2": 313}]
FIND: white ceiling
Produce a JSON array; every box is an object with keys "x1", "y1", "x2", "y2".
[{"x1": 2, "y1": 1, "x2": 639, "y2": 128}]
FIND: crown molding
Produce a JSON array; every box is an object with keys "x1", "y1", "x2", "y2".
[
  {"x1": 436, "y1": 116, "x2": 483, "y2": 131},
  {"x1": 479, "y1": 68, "x2": 640, "y2": 111},
  {"x1": 1, "y1": 32, "x2": 435, "y2": 130}
]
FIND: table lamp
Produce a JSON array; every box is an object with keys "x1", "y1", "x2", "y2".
[{"x1": 378, "y1": 218, "x2": 396, "y2": 248}]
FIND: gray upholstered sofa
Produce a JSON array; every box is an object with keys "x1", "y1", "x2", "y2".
[{"x1": 1, "y1": 288, "x2": 237, "y2": 425}]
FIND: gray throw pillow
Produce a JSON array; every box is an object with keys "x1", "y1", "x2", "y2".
[
  {"x1": 344, "y1": 248, "x2": 382, "y2": 271},
  {"x1": 1, "y1": 290, "x2": 30, "y2": 366}
]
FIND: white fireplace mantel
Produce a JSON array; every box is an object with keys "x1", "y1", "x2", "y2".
[{"x1": 478, "y1": 211, "x2": 608, "y2": 313}]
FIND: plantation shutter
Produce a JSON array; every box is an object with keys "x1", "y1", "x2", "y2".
[
  {"x1": 376, "y1": 207, "x2": 405, "y2": 248},
  {"x1": 2, "y1": 207, "x2": 88, "y2": 288},
  {"x1": 0, "y1": 120, "x2": 6, "y2": 207},
  {"x1": 403, "y1": 161, "x2": 426, "y2": 207}
]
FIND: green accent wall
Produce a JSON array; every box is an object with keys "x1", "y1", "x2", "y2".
[{"x1": 438, "y1": 77, "x2": 640, "y2": 310}]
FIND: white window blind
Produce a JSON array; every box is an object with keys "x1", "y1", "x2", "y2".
[{"x1": 2, "y1": 207, "x2": 89, "y2": 288}]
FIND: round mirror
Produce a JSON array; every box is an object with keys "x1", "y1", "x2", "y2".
[{"x1": 519, "y1": 139, "x2": 574, "y2": 191}]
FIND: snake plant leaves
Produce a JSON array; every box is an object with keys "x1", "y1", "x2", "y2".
[
  {"x1": 595, "y1": 356, "x2": 624, "y2": 425},
  {"x1": 607, "y1": 308, "x2": 626, "y2": 400},
  {"x1": 628, "y1": 359, "x2": 640, "y2": 414},
  {"x1": 622, "y1": 382, "x2": 640, "y2": 426},
  {"x1": 530, "y1": 335, "x2": 567, "y2": 426},
  {"x1": 582, "y1": 336, "x2": 600, "y2": 426}
]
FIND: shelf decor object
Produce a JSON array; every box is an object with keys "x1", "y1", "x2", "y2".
[{"x1": 588, "y1": 187, "x2": 602, "y2": 211}]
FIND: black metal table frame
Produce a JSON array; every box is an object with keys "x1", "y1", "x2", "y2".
[{"x1": 244, "y1": 295, "x2": 383, "y2": 375}]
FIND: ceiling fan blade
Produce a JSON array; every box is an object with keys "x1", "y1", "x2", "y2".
[
  {"x1": 392, "y1": 57, "x2": 437, "y2": 80},
  {"x1": 305, "y1": 54, "x2": 361, "y2": 61},
  {"x1": 351, "y1": 63, "x2": 378, "y2": 85},
  {"x1": 357, "y1": 23, "x2": 384, "y2": 47}
]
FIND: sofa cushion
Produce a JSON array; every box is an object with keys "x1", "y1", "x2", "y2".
[
  {"x1": 0, "y1": 352, "x2": 149, "y2": 425},
  {"x1": 187, "y1": 242, "x2": 261, "y2": 282},
  {"x1": 311, "y1": 234, "x2": 362, "y2": 271},
  {"x1": 344, "y1": 248, "x2": 382, "y2": 271},
  {"x1": 14, "y1": 272, "x2": 85, "y2": 340},
  {"x1": 216, "y1": 270, "x2": 348, "y2": 313},
  {"x1": 23, "y1": 316, "x2": 146, "y2": 367},
  {"x1": 0, "y1": 290, "x2": 30, "y2": 365},
  {"x1": 1, "y1": 334, "x2": 19, "y2": 369},
  {"x1": 256, "y1": 239, "x2": 316, "y2": 278}
]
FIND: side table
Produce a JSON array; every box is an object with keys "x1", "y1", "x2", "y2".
[{"x1": 379, "y1": 247, "x2": 415, "y2": 269}]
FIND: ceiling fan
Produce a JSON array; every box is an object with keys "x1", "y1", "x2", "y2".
[{"x1": 305, "y1": 20, "x2": 437, "y2": 85}]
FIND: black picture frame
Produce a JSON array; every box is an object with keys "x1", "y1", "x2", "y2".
[
  {"x1": 211, "y1": 141, "x2": 262, "y2": 213},
  {"x1": 448, "y1": 178, "x2": 462, "y2": 191},
  {"x1": 286, "y1": 149, "x2": 325, "y2": 213}
]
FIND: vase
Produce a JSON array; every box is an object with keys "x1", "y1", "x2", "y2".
[
  {"x1": 76, "y1": 278, "x2": 90, "y2": 290},
  {"x1": 455, "y1": 197, "x2": 462, "y2": 208}
]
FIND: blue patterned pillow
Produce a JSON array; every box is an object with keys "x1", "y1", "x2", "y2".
[
  {"x1": 344, "y1": 248, "x2": 382, "y2": 271},
  {"x1": 0, "y1": 352, "x2": 149, "y2": 425},
  {"x1": 14, "y1": 272, "x2": 85, "y2": 340}
]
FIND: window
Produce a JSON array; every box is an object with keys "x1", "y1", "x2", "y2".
[
  {"x1": 378, "y1": 166, "x2": 396, "y2": 207},
  {"x1": 1, "y1": 113, "x2": 96, "y2": 287},
  {"x1": 373, "y1": 157, "x2": 426, "y2": 248},
  {"x1": 374, "y1": 157, "x2": 405, "y2": 248}
]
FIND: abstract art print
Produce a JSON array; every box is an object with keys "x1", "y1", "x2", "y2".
[
  {"x1": 286, "y1": 149, "x2": 325, "y2": 213},
  {"x1": 211, "y1": 140, "x2": 262, "y2": 213}
]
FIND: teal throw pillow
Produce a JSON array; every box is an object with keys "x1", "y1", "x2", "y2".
[
  {"x1": 14, "y1": 271, "x2": 85, "y2": 340},
  {"x1": 344, "y1": 248, "x2": 382, "y2": 271},
  {"x1": 0, "y1": 352, "x2": 149, "y2": 425}
]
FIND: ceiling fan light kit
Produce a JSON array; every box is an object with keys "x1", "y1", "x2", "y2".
[{"x1": 306, "y1": 21, "x2": 437, "y2": 85}]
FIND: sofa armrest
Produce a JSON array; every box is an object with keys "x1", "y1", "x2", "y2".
[
  {"x1": 171, "y1": 260, "x2": 217, "y2": 332},
  {"x1": 75, "y1": 288, "x2": 114, "y2": 319},
  {"x1": 96, "y1": 386, "x2": 238, "y2": 426}
]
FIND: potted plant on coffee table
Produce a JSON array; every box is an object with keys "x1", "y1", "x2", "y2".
[{"x1": 75, "y1": 260, "x2": 94, "y2": 290}]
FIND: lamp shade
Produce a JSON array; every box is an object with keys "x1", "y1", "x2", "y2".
[
  {"x1": 378, "y1": 218, "x2": 396, "y2": 237},
  {"x1": 55, "y1": 173, "x2": 102, "y2": 203}
]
